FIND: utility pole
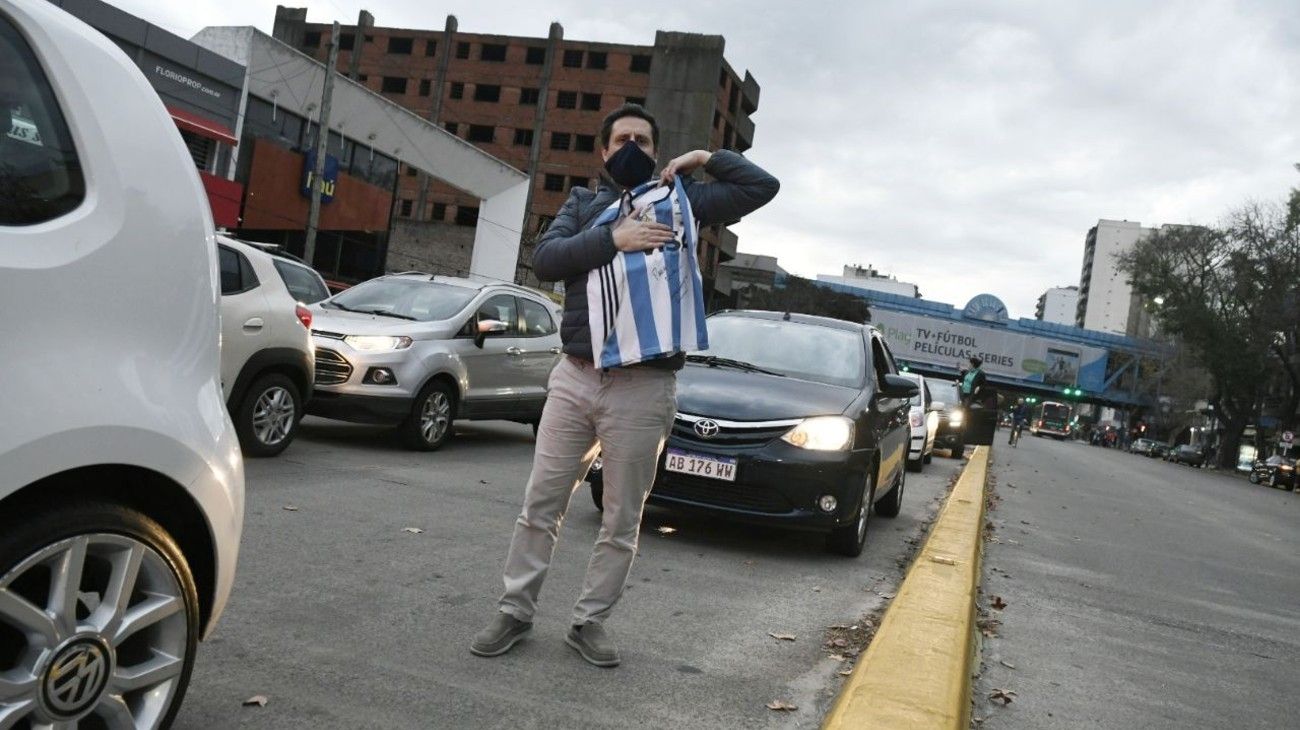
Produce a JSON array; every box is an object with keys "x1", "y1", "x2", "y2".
[
  {"x1": 517, "y1": 22, "x2": 563, "y2": 282},
  {"x1": 414, "y1": 15, "x2": 457, "y2": 221},
  {"x1": 304, "y1": 21, "x2": 340, "y2": 267},
  {"x1": 346, "y1": 10, "x2": 373, "y2": 81}
]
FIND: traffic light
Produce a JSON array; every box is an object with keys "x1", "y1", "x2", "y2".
[
  {"x1": 1062, "y1": 387, "x2": 1084, "y2": 398},
  {"x1": 1026, "y1": 396, "x2": 1038, "y2": 404}
]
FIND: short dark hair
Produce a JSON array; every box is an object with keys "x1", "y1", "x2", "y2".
[
  {"x1": 969, "y1": 357, "x2": 983, "y2": 367},
  {"x1": 600, "y1": 103, "x2": 659, "y2": 150}
]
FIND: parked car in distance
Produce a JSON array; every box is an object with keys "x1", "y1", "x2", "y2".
[
  {"x1": 902, "y1": 372, "x2": 938, "y2": 471},
  {"x1": 589, "y1": 311, "x2": 918, "y2": 557},
  {"x1": 1150, "y1": 441, "x2": 1170, "y2": 459},
  {"x1": 1248, "y1": 455, "x2": 1297, "y2": 490},
  {"x1": 1129, "y1": 438, "x2": 1160, "y2": 456},
  {"x1": 928, "y1": 379, "x2": 966, "y2": 457},
  {"x1": 1, "y1": 2, "x2": 244, "y2": 726},
  {"x1": 307, "y1": 274, "x2": 563, "y2": 450},
  {"x1": 1169, "y1": 445, "x2": 1206, "y2": 467},
  {"x1": 217, "y1": 235, "x2": 316, "y2": 456}
]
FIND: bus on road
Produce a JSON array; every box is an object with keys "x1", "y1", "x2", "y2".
[{"x1": 1032, "y1": 400, "x2": 1072, "y2": 439}]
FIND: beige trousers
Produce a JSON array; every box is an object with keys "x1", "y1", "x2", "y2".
[{"x1": 498, "y1": 355, "x2": 677, "y2": 625}]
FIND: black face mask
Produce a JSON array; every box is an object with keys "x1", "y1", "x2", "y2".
[{"x1": 603, "y1": 140, "x2": 656, "y2": 188}]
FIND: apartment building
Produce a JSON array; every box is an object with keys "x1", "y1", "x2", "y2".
[{"x1": 272, "y1": 8, "x2": 763, "y2": 295}]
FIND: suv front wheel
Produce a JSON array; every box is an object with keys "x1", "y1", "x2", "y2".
[
  {"x1": 402, "y1": 380, "x2": 456, "y2": 451},
  {"x1": 235, "y1": 373, "x2": 301, "y2": 457},
  {"x1": 0, "y1": 501, "x2": 200, "y2": 729}
]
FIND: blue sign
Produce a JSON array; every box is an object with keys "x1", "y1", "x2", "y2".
[{"x1": 301, "y1": 150, "x2": 339, "y2": 203}]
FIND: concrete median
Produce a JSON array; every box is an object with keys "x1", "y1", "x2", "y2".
[{"x1": 823, "y1": 446, "x2": 990, "y2": 729}]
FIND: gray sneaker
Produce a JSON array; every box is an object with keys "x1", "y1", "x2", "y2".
[
  {"x1": 470, "y1": 612, "x2": 532, "y2": 657},
  {"x1": 565, "y1": 622, "x2": 620, "y2": 667}
]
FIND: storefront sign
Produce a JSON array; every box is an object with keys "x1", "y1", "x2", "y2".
[{"x1": 301, "y1": 150, "x2": 339, "y2": 204}]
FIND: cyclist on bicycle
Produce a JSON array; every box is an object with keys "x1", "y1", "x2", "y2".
[{"x1": 1009, "y1": 400, "x2": 1030, "y2": 446}]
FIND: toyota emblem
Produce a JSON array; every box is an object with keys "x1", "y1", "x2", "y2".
[{"x1": 694, "y1": 419, "x2": 721, "y2": 439}]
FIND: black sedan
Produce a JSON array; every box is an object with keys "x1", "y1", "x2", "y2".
[
  {"x1": 588, "y1": 311, "x2": 917, "y2": 557},
  {"x1": 1248, "y1": 456, "x2": 1297, "y2": 490},
  {"x1": 1169, "y1": 445, "x2": 1206, "y2": 467}
]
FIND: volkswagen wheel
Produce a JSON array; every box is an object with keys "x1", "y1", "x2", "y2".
[
  {"x1": 235, "y1": 373, "x2": 301, "y2": 457},
  {"x1": 0, "y1": 501, "x2": 200, "y2": 729},
  {"x1": 402, "y1": 380, "x2": 456, "y2": 451}
]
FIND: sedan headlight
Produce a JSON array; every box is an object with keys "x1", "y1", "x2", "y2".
[
  {"x1": 781, "y1": 416, "x2": 854, "y2": 451},
  {"x1": 344, "y1": 335, "x2": 413, "y2": 351},
  {"x1": 949, "y1": 409, "x2": 964, "y2": 427}
]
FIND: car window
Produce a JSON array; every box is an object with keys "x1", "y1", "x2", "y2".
[
  {"x1": 218, "y1": 245, "x2": 259, "y2": 295},
  {"x1": 328, "y1": 278, "x2": 477, "y2": 321},
  {"x1": 869, "y1": 335, "x2": 894, "y2": 388},
  {"x1": 519, "y1": 297, "x2": 557, "y2": 337},
  {"x1": 273, "y1": 259, "x2": 329, "y2": 304},
  {"x1": 0, "y1": 14, "x2": 86, "y2": 226},
  {"x1": 476, "y1": 295, "x2": 519, "y2": 335}
]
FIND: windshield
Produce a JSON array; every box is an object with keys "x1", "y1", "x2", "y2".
[
  {"x1": 327, "y1": 278, "x2": 477, "y2": 321},
  {"x1": 929, "y1": 381, "x2": 960, "y2": 409},
  {"x1": 700, "y1": 315, "x2": 866, "y2": 388},
  {"x1": 1041, "y1": 403, "x2": 1070, "y2": 422}
]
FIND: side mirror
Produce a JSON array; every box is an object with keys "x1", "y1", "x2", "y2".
[
  {"x1": 879, "y1": 374, "x2": 919, "y2": 400},
  {"x1": 473, "y1": 319, "x2": 509, "y2": 348}
]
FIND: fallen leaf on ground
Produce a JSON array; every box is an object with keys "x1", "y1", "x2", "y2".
[
  {"x1": 656, "y1": 526, "x2": 677, "y2": 535},
  {"x1": 877, "y1": 592, "x2": 896, "y2": 599},
  {"x1": 766, "y1": 700, "x2": 798, "y2": 712},
  {"x1": 1000, "y1": 659, "x2": 1017, "y2": 669},
  {"x1": 812, "y1": 586, "x2": 822, "y2": 592},
  {"x1": 479, "y1": 479, "x2": 489, "y2": 484},
  {"x1": 830, "y1": 638, "x2": 849, "y2": 648},
  {"x1": 989, "y1": 688, "x2": 1017, "y2": 705},
  {"x1": 768, "y1": 632, "x2": 796, "y2": 642},
  {"x1": 281, "y1": 505, "x2": 298, "y2": 512},
  {"x1": 838, "y1": 668, "x2": 853, "y2": 676},
  {"x1": 828, "y1": 624, "x2": 851, "y2": 630},
  {"x1": 828, "y1": 654, "x2": 846, "y2": 661},
  {"x1": 930, "y1": 555, "x2": 958, "y2": 566},
  {"x1": 991, "y1": 596, "x2": 1008, "y2": 610},
  {"x1": 402, "y1": 527, "x2": 424, "y2": 534},
  {"x1": 744, "y1": 560, "x2": 755, "y2": 566},
  {"x1": 243, "y1": 695, "x2": 268, "y2": 707}
]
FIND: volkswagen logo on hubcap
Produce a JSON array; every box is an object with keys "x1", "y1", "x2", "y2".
[
  {"x1": 694, "y1": 419, "x2": 721, "y2": 439},
  {"x1": 42, "y1": 637, "x2": 112, "y2": 718}
]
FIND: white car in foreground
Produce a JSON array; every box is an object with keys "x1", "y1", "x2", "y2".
[
  {"x1": 1, "y1": 1, "x2": 243, "y2": 727},
  {"x1": 902, "y1": 372, "x2": 938, "y2": 471}
]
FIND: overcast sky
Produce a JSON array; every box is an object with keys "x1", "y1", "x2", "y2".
[{"x1": 116, "y1": 0, "x2": 1300, "y2": 318}]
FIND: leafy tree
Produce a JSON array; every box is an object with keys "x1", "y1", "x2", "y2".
[{"x1": 1117, "y1": 201, "x2": 1300, "y2": 467}]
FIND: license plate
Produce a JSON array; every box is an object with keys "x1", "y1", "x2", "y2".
[{"x1": 665, "y1": 448, "x2": 737, "y2": 481}]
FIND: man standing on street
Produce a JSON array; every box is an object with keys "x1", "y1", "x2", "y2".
[
  {"x1": 471, "y1": 104, "x2": 779, "y2": 667},
  {"x1": 961, "y1": 356, "x2": 986, "y2": 407}
]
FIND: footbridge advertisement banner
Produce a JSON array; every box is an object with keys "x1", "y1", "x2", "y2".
[{"x1": 869, "y1": 310, "x2": 1109, "y2": 391}]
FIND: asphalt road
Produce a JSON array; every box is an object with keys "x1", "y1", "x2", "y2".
[
  {"x1": 174, "y1": 417, "x2": 964, "y2": 729},
  {"x1": 973, "y1": 436, "x2": 1300, "y2": 729}
]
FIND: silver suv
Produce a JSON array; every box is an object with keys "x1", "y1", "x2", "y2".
[{"x1": 307, "y1": 274, "x2": 563, "y2": 449}]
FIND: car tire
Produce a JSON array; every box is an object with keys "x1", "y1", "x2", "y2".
[
  {"x1": 1249, "y1": 471, "x2": 1260, "y2": 484},
  {"x1": 951, "y1": 438, "x2": 965, "y2": 458},
  {"x1": 1268, "y1": 472, "x2": 1277, "y2": 488},
  {"x1": 875, "y1": 467, "x2": 905, "y2": 518},
  {"x1": 923, "y1": 452, "x2": 932, "y2": 465},
  {"x1": 234, "y1": 373, "x2": 301, "y2": 457},
  {"x1": 402, "y1": 380, "x2": 456, "y2": 451},
  {"x1": 0, "y1": 500, "x2": 200, "y2": 730},
  {"x1": 590, "y1": 482, "x2": 604, "y2": 511},
  {"x1": 906, "y1": 455, "x2": 922, "y2": 473},
  {"x1": 827, "y1": 469, "x2": 875, "y2": 557}
]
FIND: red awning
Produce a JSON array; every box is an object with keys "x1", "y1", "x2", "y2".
[{"x1": 167, "y1": 105, "x2": 237, "y2": 146}]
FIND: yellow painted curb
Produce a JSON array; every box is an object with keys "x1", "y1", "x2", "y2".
[{"x1": 823, "y1": 446, "x2": 990, "y2": 729}]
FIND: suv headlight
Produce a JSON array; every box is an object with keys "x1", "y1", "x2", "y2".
[
  {"x1": 344, "y1": 335, "x2": 413, "y2": 351},
  {"x1": 781, "y1": 416, "x2": 854, "y2": 451},
  {"x1": 949, "y1": 409, "x2": 964, "y2": 427}
]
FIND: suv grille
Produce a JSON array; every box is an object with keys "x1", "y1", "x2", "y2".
[
  {"x1": 671, "y1": 414, "x2": 799, "y2": 449},
  {"x1": 315, "y1": 348, "x2": 353, "y2": 385}
]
